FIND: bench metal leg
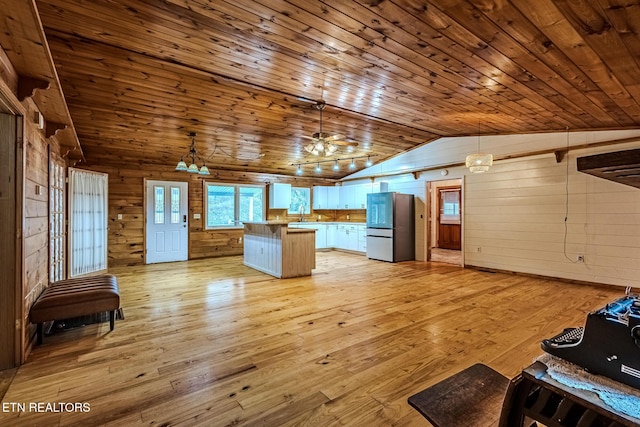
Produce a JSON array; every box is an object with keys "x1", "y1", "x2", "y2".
[{"x1": 109, "y1": 310, "x2": 115, "y2": 331}]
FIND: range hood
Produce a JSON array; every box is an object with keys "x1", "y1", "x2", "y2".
[{"x1": 577, "y1": 149, "x2": 640, "y2": 189}]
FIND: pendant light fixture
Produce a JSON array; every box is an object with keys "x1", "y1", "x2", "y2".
[
  {"x1": 466, "y1": 123, "x2": 493, "y2": 173},
  {"x1": 176, "y1": 132, "x2": 210, "y2": 175}
]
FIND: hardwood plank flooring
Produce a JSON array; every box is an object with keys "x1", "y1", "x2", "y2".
[{"x1": 0, "y1": 252, "x2": 625, "y2": 426}]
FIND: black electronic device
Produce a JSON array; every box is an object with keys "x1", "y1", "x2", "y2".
[{"x1": 541, "y1": 287, "x2": 640, "y2": 389}]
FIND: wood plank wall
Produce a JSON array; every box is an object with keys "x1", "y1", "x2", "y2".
[
  {"x1": 21, "y1": 99, "x2": 62, "y2": 354},
  {"x1": 361, "y1": 137, "x2": 640, "y2": 288},
  {"x1": 464, "y1": 143, "x2": 640, "y2": 288},
  {"x1": 80, "y1": 164, "x2": 344, "y2": 267}
]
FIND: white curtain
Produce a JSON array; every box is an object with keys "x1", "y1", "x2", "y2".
[{"x1": 68, "y1": 168, "x2": 108, "y2": 277}]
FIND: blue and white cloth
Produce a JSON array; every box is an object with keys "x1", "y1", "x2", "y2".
[{"x1": 536, "y1": 353, "x2": 640, "y2": 422}]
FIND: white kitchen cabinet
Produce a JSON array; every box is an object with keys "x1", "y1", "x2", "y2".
[
  {"x1": 336, "y1": 223, "x2": 359, "y2": 251},
  {"x1": 269, "y1": 183, "x2": 291, "y2": 209},
  {"x1": 312, "y1": 186, "x2": 327, "y2": 210},
  {"x1": 338, "y1": 186, "x2": 354, "y2": 209},
  {"x1": 357, "y1": 225, "x2": 367, "y2": 252},
  {"x1": 325, "y1": 223, "x2": 337, "y2": 247},
  {"x1": 289, "y1": 223, "x2": 327, "y2": 249},
  {"x1": 326, "y1": 186, "x2": 340, "y2": 209},
  {"x1": 353, "y1": 186, "x2": 367, "y2": 209},
  {"x1": 337, "y1": 183, "x2": 389, "y2": 210},
  {"x1": 313, "y1": 186, "x2": 340, "y2": 210}
]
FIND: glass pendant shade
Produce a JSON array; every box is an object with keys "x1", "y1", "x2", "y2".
[
  {"x1": 187, "y1": 163, "x2": 200, "y2": 173},
  {"x1": 465, "y1": 153, "x2": 493, "y2": 173},
  {"x1": 199, "y1": 165, "x2": 210, "y2": 175},
  {"x1": 175, "y1": 159, "x2": 188, "y2": 171}
]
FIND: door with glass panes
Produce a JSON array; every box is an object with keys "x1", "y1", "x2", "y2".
[{"x1": 146, "y1": 180, "x2": 189, "y2": 263}]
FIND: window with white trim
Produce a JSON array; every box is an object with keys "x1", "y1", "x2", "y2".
[{"x1": 204, "y1": 182, "x2": 265, "y2": 228}]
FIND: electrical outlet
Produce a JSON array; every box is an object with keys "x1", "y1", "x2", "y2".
[{"x1": 577, "y1": 255, "x2": 585, "y2": 262}]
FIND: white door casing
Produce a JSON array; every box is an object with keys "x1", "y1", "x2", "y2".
[{"x1": 146, "y1": 180, "x2": 188, "y2": 264}]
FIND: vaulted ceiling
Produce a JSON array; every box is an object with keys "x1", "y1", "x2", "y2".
[{"x1": 35, "y1": 0, "x2": 640, "y2": 178}]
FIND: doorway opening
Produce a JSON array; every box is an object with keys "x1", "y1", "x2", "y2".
[{"x1": 427, "y1": 179, "x2": 462, "y2": 266}]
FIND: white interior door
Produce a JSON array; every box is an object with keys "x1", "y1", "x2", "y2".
[{"x1": 146, "y1": 180, "x2": 188, "y2": 264}]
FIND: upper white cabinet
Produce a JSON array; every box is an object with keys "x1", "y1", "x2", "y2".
[
  {"x1": 269, "y1": 183, "x2": 292, "y2": 209},
  {"x1": 313, "y1": 182, "x2": 388, "y2": 210},
  {"x1": 338, "y1": 185, "x2": 356, "y2": 209},
  {"x1": 313, "y1": 186, "x2": 339, "y2": 209}
]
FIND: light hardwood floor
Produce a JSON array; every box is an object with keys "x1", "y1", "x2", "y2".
[{"x1": 0, "y1": 252, "x2": 625, "y2": 426}]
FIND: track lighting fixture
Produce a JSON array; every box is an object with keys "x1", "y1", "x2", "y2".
[{"x1": 292, "y1": 155, "x2": 376, "y2": 174}]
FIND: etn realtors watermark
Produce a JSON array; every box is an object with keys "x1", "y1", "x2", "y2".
[{"x1": 2, "y1": 402, "x2": 90, "y2": 413}]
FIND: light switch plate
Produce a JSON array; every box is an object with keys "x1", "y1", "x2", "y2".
[{"x1": 194, "y1": 213, "x2": 201, "y2": 219}]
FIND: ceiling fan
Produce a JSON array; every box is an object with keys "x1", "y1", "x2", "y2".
[{"x1": 302, "y1": 100, "x2": 358, "y2": 156}]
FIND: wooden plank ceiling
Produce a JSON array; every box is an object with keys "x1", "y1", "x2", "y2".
[{"x1": 35, "y1": 0, "x2": 640, "y2": 178}]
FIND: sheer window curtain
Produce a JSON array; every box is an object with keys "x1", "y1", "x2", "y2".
[{"x1": 68, "y1": 168, "x2": 108, "y2": 277}]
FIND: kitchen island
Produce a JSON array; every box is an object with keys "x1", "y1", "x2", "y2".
[{"x1": 243, "y1": 222, "x2": 316, "y2": 278}]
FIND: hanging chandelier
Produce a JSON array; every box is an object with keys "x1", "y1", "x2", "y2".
[
  {"x1": 465, "y1": 153, "x2": 493, "y2": 173},
  {"x1": 465, "y1": 126, "x2": 493, "y2": 173},
  {"x1": 175, "y1": 132, "x2": 210, "y2": 175}
]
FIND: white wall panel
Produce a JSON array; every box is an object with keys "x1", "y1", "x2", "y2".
[
  {"x1": 346, "y1": 130, "x2": 640, "y2": 287},
  {"x1": 465, "y1": 143, "x2": 640, "y2": 288}
]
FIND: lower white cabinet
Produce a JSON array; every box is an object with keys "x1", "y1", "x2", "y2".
[
  {"x1": 326, "y1": 223, "x2": 337, "y2": 248},
  {"x1": 336, "y1": 224, "x2": 359, "y2": 251},
  {"x1": 357, "y1": 225, "x2": 367, "y2": 252},
  {"x1": 289, "y1": 222, "x2": 364, "y2": 252}
]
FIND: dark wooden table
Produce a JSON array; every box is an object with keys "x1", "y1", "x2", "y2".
[
  {"x1": 408, "y1": 361, "x2": 640, "y2": 427},
  {"x1": 407, "y1": 363, "x2": 510, "y2": 427}
]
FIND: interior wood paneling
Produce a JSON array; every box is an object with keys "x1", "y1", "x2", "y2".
[
  {"x1": 26, "y1": 0, "x2": 640, "y2": 179},
  {"x1": 85, "y1": 163, "x2": 338, "y2": 267},
  {"x1": 0, "y1": 113, "x2": 17, "y2": 369}
]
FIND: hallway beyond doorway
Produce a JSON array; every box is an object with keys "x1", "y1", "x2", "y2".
[{"x1": 430, "y1": 248, "x2": 462, "y2": 265}]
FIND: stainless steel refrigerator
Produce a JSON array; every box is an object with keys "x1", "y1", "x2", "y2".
[{"x1": 366, "y1": 192, "x2": 414, "y2": 262}]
